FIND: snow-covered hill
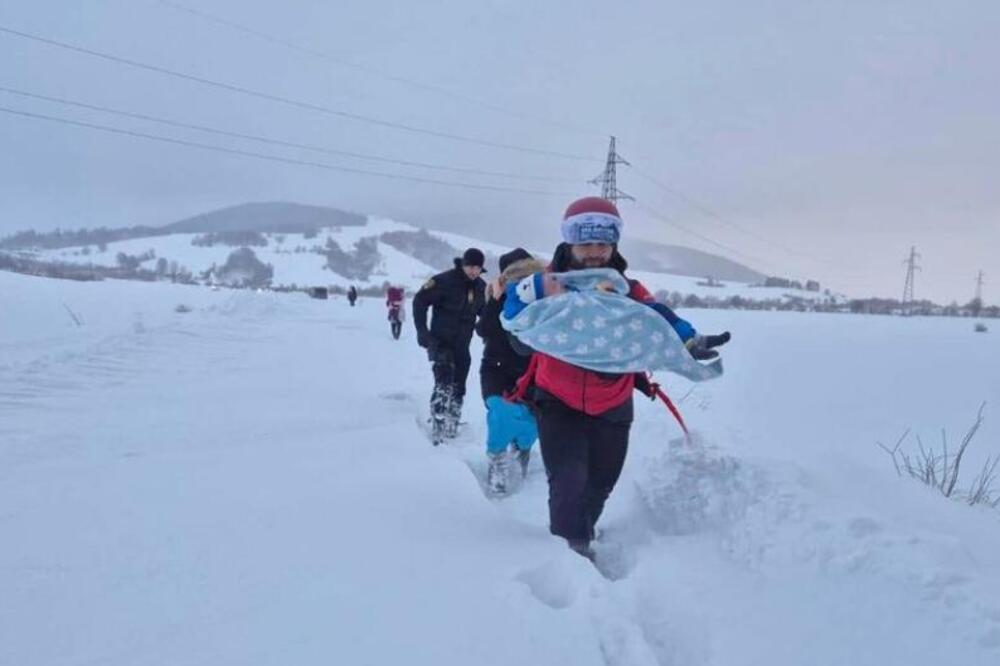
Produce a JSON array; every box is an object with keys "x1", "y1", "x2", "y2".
[
  {"x1": 5, "y1": 204, "x2": 836, "y2": 304},
  {"x1": 423, "y1": 228, "x2": 841, "y2": 304},
  {"x1": 25, "y1": 216, "x2": 436, "y2": 290},
  {"x1": 2, "y1": 270, "x2": 999, "y2": 665},
  {"x1": 163, "y1": 201, "x2": 367, "y2": 234}
]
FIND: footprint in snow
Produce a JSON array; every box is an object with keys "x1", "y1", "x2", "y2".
[
  {"x1": 515, "y1": 559, "x2": 578, "y2": 609},
  {"x1": 590, "y1": 540, "x2": 637, "y2": 581}
]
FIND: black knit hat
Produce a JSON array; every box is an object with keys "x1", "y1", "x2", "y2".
[
  {"x1": 498, "y1": 247, "x2": 532, "y2": 273},
  {"x1": 461, "y1": 247, "x2": 486, "y2": 269}
]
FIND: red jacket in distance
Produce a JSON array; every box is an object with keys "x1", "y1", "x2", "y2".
[{"x1": 386, "y1": 286, "x2": 404, "y2": 306}]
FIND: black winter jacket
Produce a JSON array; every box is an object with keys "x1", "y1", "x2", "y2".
[
  {"x1": 476, "y1": 294, "x2": 531, "y2": 399},
  {"x1": 412, "y1": 262, "x2": 486, "y2": 347}
]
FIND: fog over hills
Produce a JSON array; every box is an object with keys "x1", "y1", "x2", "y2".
[
  {"x1": 163, "y1": 202, "x2": 367, "y2": 234},
  {"x1": 163, "y1": 202, "x2": 768, "y2": 283}
]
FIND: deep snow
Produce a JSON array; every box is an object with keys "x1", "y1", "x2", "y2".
[{"x1": 2, "y1": 270, "x2": 999, "y2": 665}]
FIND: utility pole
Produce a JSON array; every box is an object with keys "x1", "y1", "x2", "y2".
[
  {"x1": 589, "y1": 136, "x2": 633, "y2": 204},
  {"x1": 973, "y1": 270, "x2": 985, "y2": 316},
  {"x1": 901, "y1": 246, "x2": 921, "y2": 315}
]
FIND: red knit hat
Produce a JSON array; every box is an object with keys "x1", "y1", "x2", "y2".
[{"x1": 561, "y1": 196, "x2": 623, "y2": 244}]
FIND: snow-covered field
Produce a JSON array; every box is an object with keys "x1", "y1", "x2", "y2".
[{"x1": 3, "y1": 270, "x2": 999, "y2": 665}]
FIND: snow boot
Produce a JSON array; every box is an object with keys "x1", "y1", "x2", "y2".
[
  {"x1": 430, "y1": 417, "x2": 446, "y2": 446},
  {"x1": 516, "y1": 447, "x2": 531, "y2": 478},
  {"x1": 429, "y1": 384, "x2": 453, "y2": 444},
  {"x1": 487, "y1": 452, "x2": 508, "y2": 495},
  {"x1": 568, "y1": 539, "x2": 595, "y2": 562},
  {"x1": 445, "y1": 396, "x2": 463, "y2": 439}
]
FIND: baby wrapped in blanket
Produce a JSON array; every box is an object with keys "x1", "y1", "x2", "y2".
[{"x1": 502, "y1": 268, "x2": 723, "y2": 382}]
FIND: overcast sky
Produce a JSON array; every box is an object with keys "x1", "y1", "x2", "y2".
[{"x1": 2, "y1": 0, "x2": 998, "y2": 302}]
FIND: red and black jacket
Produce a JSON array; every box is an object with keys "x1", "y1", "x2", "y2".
[{"x1": 507, "y1": 244, "x2": 656, "y2": 420}]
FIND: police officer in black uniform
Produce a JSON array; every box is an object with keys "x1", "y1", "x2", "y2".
[{"x1": 412, "y1": 248, "x2": 487, "y2": 444}]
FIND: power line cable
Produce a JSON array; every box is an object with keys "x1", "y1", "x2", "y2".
[
  {"x1": 631, "y1": 200, "x2": 773, "y2": 272},
  {"x1": 637, "y1": 170, "x2": 896, "y2": 285},
  {"x1": 0, "y1": 85, "x2": 580, "y2": 183},
  {"x1": 631, "y1": 165, "x2": 830, "y2": 259},
  {"x1": 632, "y1": 167, "x2": 777, "y2": 244},
  {"x1": 0, "y1": 24, "x2": 598, "y2": 161},
  {"x1": 155, "y1": 0, "x2": 606, "y2": 138},
  {"x1": 0, "y1": 105, "x2": 579, "y2": 196},
  {"x1": 624, "y1": 151, "x2": 888, "y2": 285}
]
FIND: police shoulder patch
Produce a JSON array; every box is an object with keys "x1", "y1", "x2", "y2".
[{"x1": 420, "y1": 279, "x2": 435, "y2": 291}]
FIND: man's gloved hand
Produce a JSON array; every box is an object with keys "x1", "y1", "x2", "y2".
[
  {"x1": 634, "y1": 373, "x2": 659, "y2": 401},
  {"x1": 685, "y1": 331, "x2": 732, "y2": 360},
  {"x1": 417, "y1": 330, "x2": 435, "y2": 349}
]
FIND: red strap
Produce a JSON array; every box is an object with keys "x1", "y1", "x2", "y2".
[
  {"x1": 647, "y1": 374, "x2": 690, "y2": 440},
  {"x1": 504, "y1": 353, "x2": 541, "y2": 403}
]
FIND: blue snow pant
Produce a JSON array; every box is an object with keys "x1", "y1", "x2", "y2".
[{"x1": 485, "y1": 396, "x2": 538, "y2": 455}]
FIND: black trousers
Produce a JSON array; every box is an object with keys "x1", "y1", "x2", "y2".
[
  {"x1": 429, "y1": 343, "x2": 472, "y2": 420},
  {"x1": 536, "y1": 398, "x2": 631, "y2": 544}
]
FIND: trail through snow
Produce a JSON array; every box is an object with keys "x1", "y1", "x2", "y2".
[{"x1": 2, "y1": 271, "x2": 1000, "y2": 665}]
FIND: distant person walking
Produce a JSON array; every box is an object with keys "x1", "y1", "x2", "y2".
[
  {"x1": 347, "y1": 285, "x2": 358, "y2": 307},
  {"x1": 386, "y1": 285, "x2": 405, "y2": 339}
]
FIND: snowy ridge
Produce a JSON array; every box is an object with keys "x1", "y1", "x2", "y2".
[
  {"x1": 29, "y1": 216, "x2": 436, "y2": 289},
  {"x1": 15, "y1": 215, "x2": 837, "y2": 303}
]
